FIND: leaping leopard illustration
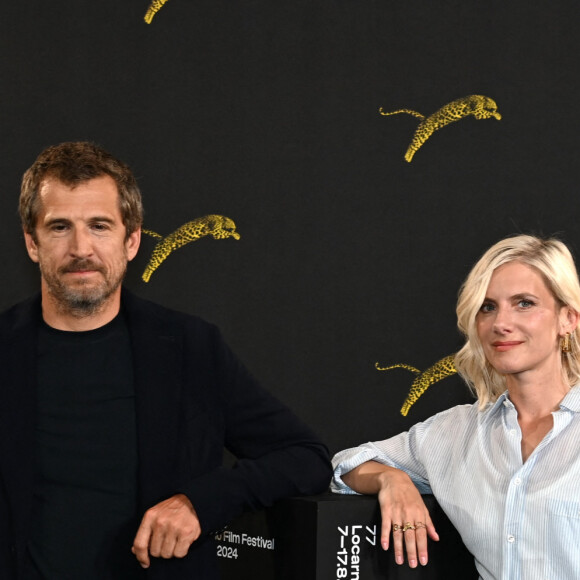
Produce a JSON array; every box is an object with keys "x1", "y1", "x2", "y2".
[
  {"x1": 141, "y1": 215, "x2": 240, "y2": 282},
  {"x1": 376, "y1": 354, "x2": 457, "y2": 416},
  {"x1": 144, "y1": 0, "x2": 169, "y2": 24},
  {"x1": 380, "y1": 95, "x2": 501, "y2": 162}
]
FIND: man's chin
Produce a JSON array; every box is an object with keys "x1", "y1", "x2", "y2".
[
  {"x1": 42, "y1": 267, "x2": 126, "y2": 317},
  {"x1": 60, "y1": 292, "x2": 109, "y2": 314},
  {"x1": 49, "y1": 283, "x2": 117, "y2": 316}
]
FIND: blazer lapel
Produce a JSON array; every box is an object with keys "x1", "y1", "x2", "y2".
[{"x1": 122, "y1": 290, "x2": 185, "y2": 508}]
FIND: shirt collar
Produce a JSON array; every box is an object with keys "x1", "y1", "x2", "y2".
[
  {"x1": 484, "y1": 391, "x2": 511, "y2": 419},
  {"x1": 559, "y1": 385, "x2": 580, "y2": 413},
  {"x1": 486, "y1": 386, "x2": 580, "y2": 415}
]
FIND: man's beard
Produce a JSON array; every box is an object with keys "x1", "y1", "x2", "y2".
[{"x1": 40, "y1": 257, "x2": 127, "y2": 317}]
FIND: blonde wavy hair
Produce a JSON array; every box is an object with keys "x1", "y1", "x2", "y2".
[{"x1": 455, "y1": 234, "x2": 580, "y2": 407}]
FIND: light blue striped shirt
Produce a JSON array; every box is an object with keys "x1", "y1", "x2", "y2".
[{"x1": 331, "y1": 387, "x2": 580, "y2": 580}]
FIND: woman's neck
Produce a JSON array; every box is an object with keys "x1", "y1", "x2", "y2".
[{"x1": 506, "y1": 372, "x2": 569, "y2": 419}]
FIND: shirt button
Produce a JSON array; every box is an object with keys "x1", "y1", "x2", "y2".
[
  {"x1": 509, "y1": 429, "x2": 517, "y2": 436},
  {"x1": 513, "y1": 477, "x2": 522, "y2": 486},
  {"x1": 507, "y1": 535, "x2": 515, "y2": 543}
]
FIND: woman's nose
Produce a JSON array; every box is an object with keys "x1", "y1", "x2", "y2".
[{"x1": 492, "y1": 306, "x2": 512, "y2": 332}]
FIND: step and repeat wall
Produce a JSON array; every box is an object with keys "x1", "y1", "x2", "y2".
[{"x1": 1, "y1": 1, "x2": 577, "y2": 463}]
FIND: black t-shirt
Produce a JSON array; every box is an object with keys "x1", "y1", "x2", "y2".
[{"x1": 23, "y1": 314, "x2": 144, "y2": 579}]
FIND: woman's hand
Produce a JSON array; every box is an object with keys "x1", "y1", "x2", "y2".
[
  {"x1": 375, "y1": 468, "x2": 439, "y2": 567},
  {"x1": 342, "y1": 461, "x2": 439, "y2": 568}
]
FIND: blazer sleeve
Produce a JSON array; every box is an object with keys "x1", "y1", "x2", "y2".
[{"x1": 177, "y1": 322, "x2": 332, "y2": 534}]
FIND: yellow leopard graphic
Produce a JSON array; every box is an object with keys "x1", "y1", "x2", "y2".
[
  {"x1": 380, "y1": 95, "x2": 501, "y2": 162},
  {"x1": 141, "y1": 215, "x2": 240, "y2": 282},
  {"x1": 144, "y1": 0, "x2": 169, "y2": 24},
  {"x1": 376, "y1": 354, "x2": 457, "y2": 416}
]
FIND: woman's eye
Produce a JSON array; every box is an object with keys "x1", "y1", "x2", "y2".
[
  {"x1": 480, "y1": 303, "x2": 494, "y2": 313},
  {"x1": 518, "y1": 299, "x2": 534, "y2": 308}
]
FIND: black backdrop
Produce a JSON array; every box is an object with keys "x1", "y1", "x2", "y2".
[{"x1": 1, "y1": 0, "x2": 579, "y2": 456}]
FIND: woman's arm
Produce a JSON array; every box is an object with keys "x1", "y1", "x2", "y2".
[{"x1": 342, "y1": 460, "x2": 439, "y2": 569}]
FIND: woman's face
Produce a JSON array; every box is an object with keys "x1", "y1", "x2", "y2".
[{"x1": 476, "y1": 261, "x2": 571, "y2": 383}]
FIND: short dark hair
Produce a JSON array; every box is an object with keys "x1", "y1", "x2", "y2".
[{"x1": 20, "y1": 141, "x2": 143, "y2": 238}]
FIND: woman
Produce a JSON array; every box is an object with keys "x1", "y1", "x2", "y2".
[{"x1": 332, "y1": 234, "x2": 580, "y2": 580}]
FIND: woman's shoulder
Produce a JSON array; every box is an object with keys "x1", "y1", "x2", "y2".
[
  {"x1": 411, "y1": 401, "x2": 485, "y2": 441},
  {"x1": 427, "y1": 401, "x2": 481, "y2": 423}
]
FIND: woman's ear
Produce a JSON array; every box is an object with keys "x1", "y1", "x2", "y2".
[{"x1": 560, "y1": 306, "x2": 580, "y2": 336}]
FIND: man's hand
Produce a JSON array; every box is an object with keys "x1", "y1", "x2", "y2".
[{"x1": 132, "y1": 493, "x2": 201, "y2": 568}]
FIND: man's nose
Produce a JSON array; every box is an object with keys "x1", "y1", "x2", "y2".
[{"x1": 69, "y1": 228, "x2": 94, "y2": 257}]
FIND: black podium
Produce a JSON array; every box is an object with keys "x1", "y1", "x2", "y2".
[{"x1": 216, "y1": 493, "x2": 478, "y2": 579}]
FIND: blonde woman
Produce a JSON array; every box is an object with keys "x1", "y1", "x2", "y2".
[{"x1": 332, "y1": 235, "x2": 580, "y2": 580}]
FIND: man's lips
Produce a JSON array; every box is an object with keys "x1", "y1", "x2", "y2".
[
  {"x1": 491, "y1": 341, "x2": 523, "y2": 352},
  {"x1": 60, "y1": 261, "x2": 104, "y2": 275},
  {"x1": 63, "y1": 268, "x2": 100, "y2": 274}
]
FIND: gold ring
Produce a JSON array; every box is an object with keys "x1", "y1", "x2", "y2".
[
  {"x1": 402, "y1": 522, "x2": 416, "y2": 532},
  {"x1": 392, "y1": 524, "x2": 403, "y2": 532},
  {"x1": 415, "y1": 522, "x2": 426, "y2": 530}
]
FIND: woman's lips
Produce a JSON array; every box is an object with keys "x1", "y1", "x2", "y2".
[{"x1": 491, "y1": 341, "x2": 523, "y2": 352}]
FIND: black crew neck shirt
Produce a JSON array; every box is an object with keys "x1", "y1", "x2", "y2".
[{"x1": 24, "y1": 314, "x2": 144, "y2": 579}]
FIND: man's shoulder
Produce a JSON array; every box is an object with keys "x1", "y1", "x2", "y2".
[
  {"x1": 120, "y1": 288, "x2": 217, "y2": 335},
  {"x1": 120, "y1": 289, "x2": 232, "y2": 364},
  {"x1": 0, "y1": 294, "x2": 40, "y2": 329}
]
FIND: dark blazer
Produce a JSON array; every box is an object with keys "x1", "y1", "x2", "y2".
[{"x1": 0, "y1": 289, "x2": 332, "y2": 579}]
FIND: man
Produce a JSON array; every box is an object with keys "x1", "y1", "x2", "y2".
[{"x1": 0, "y1": 142, "x2": 332, "y2": 578}]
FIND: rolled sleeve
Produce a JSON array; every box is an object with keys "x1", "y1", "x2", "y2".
[
  {"x1": 331, "y1": 444, "x2": 390, "y2": 494},
  {"x1": 331, "y1": 422, "x2": 438, "y2": 495}
]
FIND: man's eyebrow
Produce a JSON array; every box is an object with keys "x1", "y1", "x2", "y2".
[
  {"x1": 87, "y1": 216, "x2": 116, "y2": 224},
  {"x1": 44, "y1": 216, "x2": 116, "y2": 224},
  {"x1": 43, "y1": 217, "x2": 71, "y2": 226}
]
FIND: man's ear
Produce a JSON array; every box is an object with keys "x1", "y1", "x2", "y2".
[
  {"x1": 24, "y1": 231, "x2": 39, "y2": 263},
  {"x1": 126, "y1": 228, "x2": 141, "y2": 262}
]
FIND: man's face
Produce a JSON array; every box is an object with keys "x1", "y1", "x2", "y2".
[{"x1": 24, "y1": 175, "x2": 140, "y2": 315}]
